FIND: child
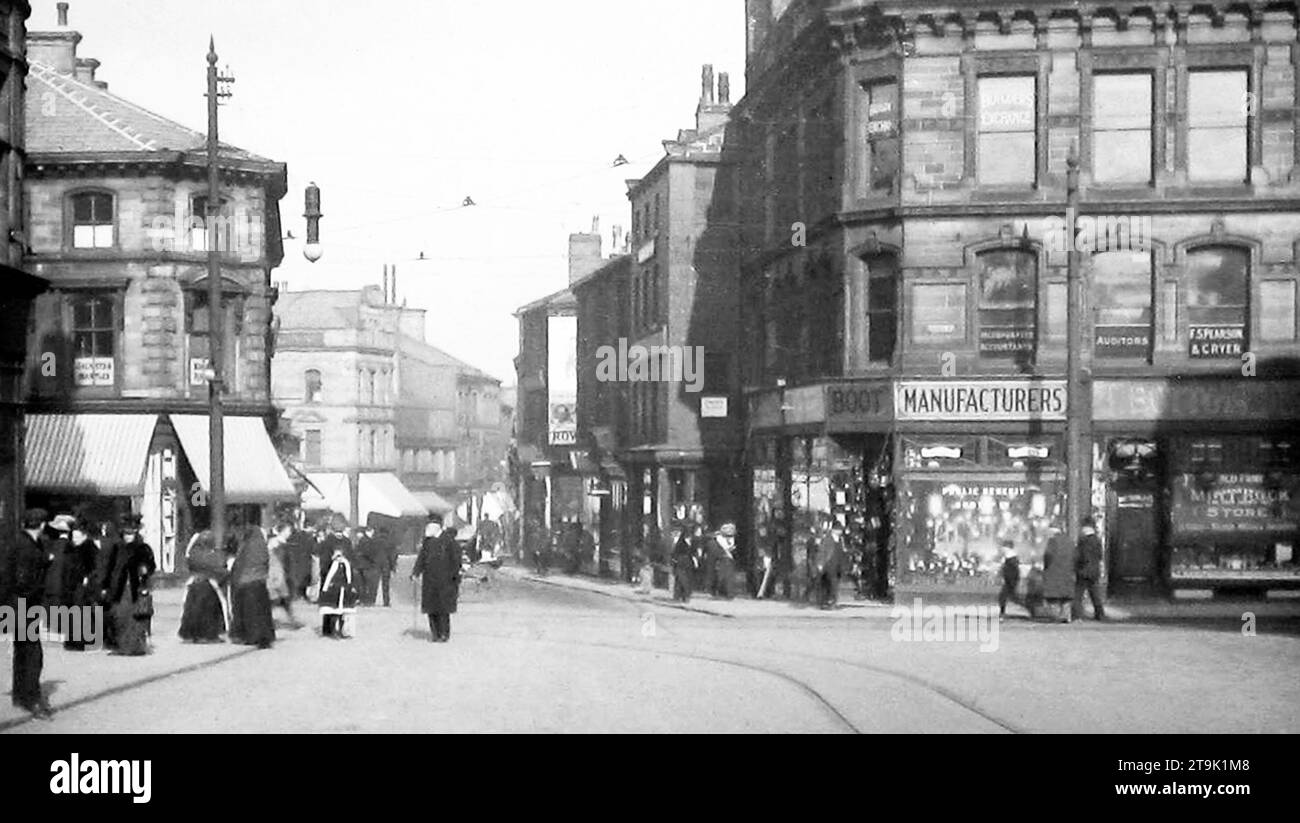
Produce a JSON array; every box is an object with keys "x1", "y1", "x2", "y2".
[
  {"x1": 319, "y1": 542, "x2": 358, "y2": 639},
  {"x1": 998, "y1": 541, "x2": 1020, "y2": 617}
]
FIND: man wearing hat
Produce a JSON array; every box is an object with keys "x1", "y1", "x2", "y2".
[
  {"x1": 42, "y1": 513, "x2": 76, "y2": 609},
  {"x1": 814, "y1": 519, "x2": 846, "y2": 610},
  {"x1": 997, "y1": 540, "x2": 1021, "y2": 618},
  {"x1": 5, "y1": 509, "x2": 54, "y2": 718}
]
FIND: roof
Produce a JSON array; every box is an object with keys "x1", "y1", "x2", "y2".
[
  {"x1": 275, "y1": 290, "x2": 368, "y2": 330},
  {"x1": 26, "y1": 60, "x2": 275, "y2": 165},
  {"x1": 569, "y1": 254, "x2": 632, "y2": 292},
  {"x1": 514, "y1": 285, "x2": 576, "y2": 317},
  {"x1": 399, "y1": 334, "x2": 499, "y2": 383}
]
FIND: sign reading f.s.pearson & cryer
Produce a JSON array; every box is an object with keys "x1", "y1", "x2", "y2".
[{"x1": 895, "y1": 380, "x2": 1068, "y2": 422}]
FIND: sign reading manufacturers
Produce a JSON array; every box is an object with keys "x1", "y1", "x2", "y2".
[{"x1": 896, "y1": 380, "x2": 1067, "y2": 422}]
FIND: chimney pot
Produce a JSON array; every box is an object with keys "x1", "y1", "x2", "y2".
[
  {"x1": 591, "y1": 216, "x2": 600, "y2": 235},
  {"x1": 57, "y1": 2, "x2": 68, "y2": 26},
  {"x1": 719, "y1": 72, "x2": 731, "y2": 105},
  {"x1": 701, "y1": 64, "x2": 715, "y2": 104}
]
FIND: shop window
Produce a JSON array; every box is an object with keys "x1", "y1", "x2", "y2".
[
  {"x1": 861, "y1": 80, "x2": 899, "y2": 196},
  {"x1": 1188, "y1": 70, "x2": 1249, "y2": 183},
  {"x1": 978, "y1": 76, "x2": 1036, "y2": 186},
  {"x1": 977, "y1": 249, "x2": 1037, "y2": 359},
  {"x1": 1259, "y1": 280, "x2": 1297, "y2": 342},
  {"x1": 71, "y1": 293, "x2": 116, "y2": 387},
  {"x1": 910, "y1": 283, "x2": 967, "y2": 344},
  {"x1": 303, "y1": 430, "x2": 322, "y2": 466},
  {"x1": 1092, "y1": 73, "x2": 1153, "y2": 184},
  {"x1": 304, "y1": 369, "x2": 322, "y2": 403},
  {"x1": 70, "y1": 192, "x2": 114, "y2": 249},
  {"x1": 1189, "y1": 439, "x2": 1224, "y2": 467},
  {"x1": 865, "y1": 254, "x2": 898, "y2": 363},
  {"x1": 1186, "y1": 246, "x2": 1249, "y2": 359},
  {"x1": 1092, "y1": 251, "x2": 1154, "y2": 360}
]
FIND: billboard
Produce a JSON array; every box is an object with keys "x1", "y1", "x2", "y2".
[{"x1": 547, "y1": 316, "x2": 577, "y2": 446}]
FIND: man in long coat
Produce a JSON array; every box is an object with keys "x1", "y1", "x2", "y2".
[
  {"x1": 1073, "y1": 517, "x2": 1107, "y2": 621},
  {"x1": 373, "y1": 526, "x2": 399, "y2": 607},
  {"x1": 412, "y1": 520, "x2": 462, "y2": 642},
  {"x1": 5, "y1": 509, "x2": 54, "y2": 718}
]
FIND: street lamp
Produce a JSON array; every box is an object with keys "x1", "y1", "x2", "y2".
[{"x1": 304, "y1": 182, "x2": 323, "y2": 263}]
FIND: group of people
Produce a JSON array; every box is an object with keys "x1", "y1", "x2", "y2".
[
  {"x1": 1, "y1": 508, "x2": 158, "y2": 719},
  {"x1": 997, "y1": 517, "x2": 1107, "y2": 622}
]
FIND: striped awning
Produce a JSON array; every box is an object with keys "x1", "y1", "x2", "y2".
[
  {"x1": 303, "y1": 472, "x2": 430, "y2": 521},
  {"x1": 412, "y1": 489, "x2": 455, "y2": 515},
  {"x1": 170, "y1": 414, "x2": 298, "y2": 504},
  {"x1": 24, "y1": 414, "x2": 157, "y2": 496}
]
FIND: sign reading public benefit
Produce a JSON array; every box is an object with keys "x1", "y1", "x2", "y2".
[
  {"x1": 896, "y1": 380, "x2": 1067, "y2": 422},
  {"x1": 547, "y1": 316, "x2": 578, "y2": 446}
]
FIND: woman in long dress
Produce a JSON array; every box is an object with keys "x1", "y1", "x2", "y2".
[
  {"x1": 60, "y1": 518, "x2": 99, "y2": 651},
  {"x1": 266, "y1": 518, "x2": 302, "y2": 629},
  {"x1": 104, "y1": 513, "x2": 156, "y2": 656},
  {"x1": 179, "y1": 526, "x2": 230, "y2": 642},
  {"x1": 229, "y1": 523, "x2": 276, "y2": 648},
  {"x1": 319, "y1": 543, "x2": 358, "y2": 639}
]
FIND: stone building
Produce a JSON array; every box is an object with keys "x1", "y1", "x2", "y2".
[
  {"x1": 737, "y1": 0, "x2": 1300, "y2": 601},
  {"x1": 20, "y1": 9, "x2": 295, "y2": 575}
]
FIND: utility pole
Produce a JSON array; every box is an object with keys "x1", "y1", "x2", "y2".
[
  {"x1": 1065, "y1": 143, "x2": 1091, "y2": 552},
  {"x1": 206, "y1": 39, "x2": 234, "y2": 553}
]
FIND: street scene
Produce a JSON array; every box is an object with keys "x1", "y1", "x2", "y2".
[{"x1": 2, "y1": 0, "x2": 1300, "y2": 737}]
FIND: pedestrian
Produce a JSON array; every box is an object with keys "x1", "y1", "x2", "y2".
[
  {"x1": 1073, "y1": 517, "x2": 1107, "y2": 622},
  {"x1": 710, "y1": 522, "x2": 738, "y2": 600},
  {"x1": 179, "y1": 524, "x2": 230, "y2": 643},
  {"x1": 103, "y1": 513, "x2": 156, "y2": 656},
  {"x1": 669, "y1": 523, "x2": 695, "y2": 603},
  {"x1": 815, "y1": 521, "x2": 846, "y2": 610},
  {"x1": 60, "y1": 517, "x2": 99, "y2": 651},
  {"x1": 998, "y1": 540, "x2": 1021, "y2": 618},
  {"x1": 228, "y1": 519, "x2": 276, "y2": 648},
  {"x1": 4, "y1": 509, "x2": 55, "y2": 718},
  {"x1": 412, "y1": 519, "x2": 462, "y2": 643},
  {"x1": 319, "y1": 539, "x2": 359, "y2": 639},
  {"x1": 42, "y1": 513, "x2": 73, "y2": 610},
  {"x1": 287, "y1": 517, "x2": 315, "y2": 601},
  {"x1": 267, "y1": 518, "x2": 303, "y2": 629},
  {"x1": 374, "y1": 526, "x2": 398, "y2": 607},
  {"x1": 747, "y1": 524, "x2": 772, "y2": 598},
  {"x1": 1041, "y1": 523, "x2": 1074, "y2": 622},
  {"x1": 317, "y1": 514, "x2": 352, "y2": 596}
]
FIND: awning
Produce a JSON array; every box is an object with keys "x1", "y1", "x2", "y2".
[
  {"x1": 412, "y1": 490, "x2": 455, "y2": 515},
  {"x1": 24, "y1": 414, "x2": 156, "y2": 496},
  {"x1": 170, "y1": 414, "x2": 298, "y2": 504},
  {"x1": 303, "y1": 472, "x2": 429, "y2": 522}
]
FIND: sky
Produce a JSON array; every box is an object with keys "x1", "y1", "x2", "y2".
[{"x1": 33, "y1": 0, "x2": 746, "y2": 384}]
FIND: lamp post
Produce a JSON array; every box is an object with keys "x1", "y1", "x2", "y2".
[
  {"x1": 1065, "y1": 144, "x2": 1092, "y2": 551},
  {"x1": 304, "y1": 183, "x2": 323, "y2": 263},
  {"x1": 206, "y1": 39, "x2": 234, "y2": 554}
]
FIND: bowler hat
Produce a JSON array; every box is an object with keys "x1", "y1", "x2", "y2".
[
  {"x1": 119, "y1": 513, "x2": 143, "y2": 530},
  {"x1": 50, "y1": 514, "x2": 77, "y2": 533},
  {"x1": 22, "y1": 508, "x2": 50, "y2": 529}
]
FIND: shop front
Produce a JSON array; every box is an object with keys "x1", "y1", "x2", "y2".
[
  {"x1": 1093, "y1": 378, "x2": 1300, "y2": 597},
  {"x1": 892, "y1": 379, "x2": 1069, "y2": 603}
]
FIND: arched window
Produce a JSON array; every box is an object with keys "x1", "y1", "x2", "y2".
[
  {"x1": 1186, "y1": 246, "x2": 1249, "y2": 358},
  {"x1": 71, "y1": 293, "x2": 116, "y2": 386},
  {"x1": 305, "y1": 369, "x2": 322, "y2": 403},
  {"x1": 976, "y1": 248, "x2": 1037, "y2": 360},
  {"x1": 70, "y1": 192, "x2": 115, "y2": 249},
  {"x1": 1092, "y1": 251, "x2": 1154, "y2": 360}
]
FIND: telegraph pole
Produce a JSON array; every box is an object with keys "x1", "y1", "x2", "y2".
[
  {"x1": 1065, "y1": 144, "x2": 1091, "y2": 551},
  {"x1": 206, "y1": 39, "x2": 234, "y2": 553}
]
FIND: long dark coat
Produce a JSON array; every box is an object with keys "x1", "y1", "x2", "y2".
[
  {"x1": 1042, "y1": 532, "x2": 1075, "y2": 599},
  {"x1": 413, "y1": 534, "x2": 462, "y2": 615},
  {"x1": 61, "y1": 536, "x2": 98, "y2": 609}
]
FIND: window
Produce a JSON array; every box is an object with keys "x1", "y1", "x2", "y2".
[
  {"x1": 304, "y1": 430, "x2": 322, "y2": 465},
  {"x1": 1260, "y1": 280, "x2": 1297, "y2": 342},
  {"x1": 865, "y1": 254, "x2": 898, "y2": 362},
  {"x1": 1091, "y1": 251, "x2": 1154, "y2": 359},
  {"x1": 1093, "y1": 74, "x2": 1153, "y2": 184},
  {"x1": 305, "y1": 369, "x2": 322, "y2": 403},
  {"x1": 71, "y1": 192, "x2": 114, "y2": 248},
  {"x1": 911, "y1": 283, "x2": 967, "y2": 344},
  {"x1": 978, "y1": 76, "x2": 1036, "y2": 185},
  {"x1": 71, "y1": 294, "x2": 115, "y2": 386},
  {"x1": 977, "y1": 249, "x2": 1037, "y2": 358},
  {"x1": 190, "y1": 196, "x2": 233, "y2": 253},
  {"x1": 1188, "y1": 70, "x2": 1248, "y2": 183},
  {"x1": 1186, "y1": 246, "x2": 1249, "y2": 358},
  {"x1": 861, "y1": 80, "x2": 899, "y2": 195}
]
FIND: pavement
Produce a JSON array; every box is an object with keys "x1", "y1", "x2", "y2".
[{"x1": 3, "y1": 560, "x2": 1298, "y2": 733}]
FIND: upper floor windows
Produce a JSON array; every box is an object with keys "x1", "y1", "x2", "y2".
[
  {"x1": 1091, "y1": 251, "x2": 1154, "y2": 360},
  {"x1": 1093, "y1": 74, "x2": 1154, "y2": 185},
  {"x1": 1186, "y1": 246, "x2": 1249, "y2": 358},
  {"x1": 1188, "y1": 70, "x2": 1249, "y2": 183},
  {"x1": 305, "y1": 369, "x2": 322, "y2": 403},
  {"x1": 71, "y1": 293, "x2": 116, "y2": 387},
  {"x1": 977, "y1": 76, "x2": 1036, "y2": 186},
  {"x1": 71, "y1": 192, "x2": 114, "y2": 249},
  {"x1": 976, "y1": 248, "x2": 1037, "y2": 360},
  {"x1": 860, "y1": 80, "x2": 899, "y2": 196},
  {"x1": 190, "y1": 195, "x2": 232, "y2": 252}
]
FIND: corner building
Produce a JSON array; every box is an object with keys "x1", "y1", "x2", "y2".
[{"x1": 736, "y1": 0, "x2": 1300, "y2": 602}]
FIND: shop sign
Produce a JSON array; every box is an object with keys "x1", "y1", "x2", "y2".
[
  {"x1": 700, "y1": 396, "x2": 728, "y2": 418},
  {"x1": 978, "y1": 326, "x2": 1035, "y2": 359},
  {"x1": 1093, "y1": 380, "x2": 1300, "y2": 422},
  {"x1": 74, "y1": 357, "x2": 114, "y2": 387},
  {"x1": 1171, "y1": 473, "x2": 1298, "y2": 536},
  {"x1": 896, "y1": 380, "x2": 1067, "y2": 422},
  {"x1": 1095, "y1": 325, "x2": 1150, "y2": 359},
  {"x1": 825, "y1": 381, "x2": 892, "y2": 429},
  {"x1": 1189, "y1": 324, "x2": 1245, "y2": 359}
]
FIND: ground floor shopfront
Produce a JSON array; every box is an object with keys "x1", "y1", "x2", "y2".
[
  {"x1": 747, "y1": 376, "x2": 1300, "y2": 603},
  {"x1": 23, "y1": 411, "x2": 297, "y2": 579}
]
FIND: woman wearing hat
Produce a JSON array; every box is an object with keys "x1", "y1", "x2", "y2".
[
  {"x1": 179, "y1": 516, "x2": 230, "y2": 643},
  {"x1": 104, "y1": 513, "x2": 156, "y2": 656},
  {"x1": 229, "y1": 520, "x2": 276, "y2": 649},
  {"x1": 60, "y1": 518, "x2": 100, "y2": 651}
]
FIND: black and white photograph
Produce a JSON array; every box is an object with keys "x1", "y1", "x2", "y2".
[{"x1": 0, "y1": 0, "x2": 1295, "y2": 794}]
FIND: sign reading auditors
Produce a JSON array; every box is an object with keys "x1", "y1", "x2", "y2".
[{"x1": 895, "y1": 380, "x2": 1067, "y2": 422}]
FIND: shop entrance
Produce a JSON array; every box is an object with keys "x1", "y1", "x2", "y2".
[{"x1": 1104, "y1": 439, "x2": 1163, "y2": 594}]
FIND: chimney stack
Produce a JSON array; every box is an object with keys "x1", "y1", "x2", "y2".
[
  {"x1": 74, "y1": 57, "x2": 99, "y2": 85},
  {"x1": 701, "y1": 64, "x2": 715, "y2": 104},
  {"x1": 718, "y1": 72, "x2": 731, "y2": 105},
  {"x1": 568, "y1": 223, "x2": 604, "y2": 285},
  {"x1": 57, "y1": 2, "x2": 68, "y2": 26},
  {"x1": 392, "y1": 265, "x2": 398, "y2": 305},
  {"x1": 611, "y1": 225, "x2": 624, "y2": 255},
  {"x1": 383, "y1": 264, "x2": 390, "y2": 304}
]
